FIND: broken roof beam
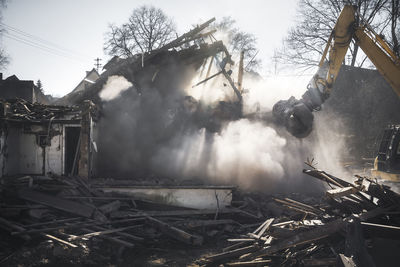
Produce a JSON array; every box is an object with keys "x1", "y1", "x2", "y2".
[
  {"x1": 173, "y1": 29, "x2": 217, "y2": 49},
  {"x1": 157, "y1": 18, "x2": 216, "y2": 52}
]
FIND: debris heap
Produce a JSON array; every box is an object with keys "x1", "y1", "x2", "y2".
[
  {"x1": 199, "y1": 167, "x2": 400, "y2": 266},
  {"x1": 1, "y1": 165, "x2": 400, "y2": 266}
]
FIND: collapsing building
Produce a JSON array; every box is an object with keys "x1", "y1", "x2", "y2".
[
  {"x1": 54, "y1": 18, "x2": 245, "y2": 181},
  {"x1": 0, "y1": 18, "x2": 245, "y2": 183}
]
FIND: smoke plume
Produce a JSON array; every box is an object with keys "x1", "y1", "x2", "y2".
[
  {"x1": 99, "y1": 75, "x2": 132, "y2": 101},
  {"x1": 95, "y1": 57, "x2": 348, "y2": 193}
]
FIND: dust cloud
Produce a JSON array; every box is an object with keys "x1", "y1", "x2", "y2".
[
  {"x1": 95, "y1": 58, "x2": 349, "y2": 193},
  {"x1": 99, "y1": 75, "x2": 133, "y2": 101}
]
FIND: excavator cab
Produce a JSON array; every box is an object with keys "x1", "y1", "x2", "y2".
[{"x1": 372, "y1": 125, "x2": 400, "y2": 181}]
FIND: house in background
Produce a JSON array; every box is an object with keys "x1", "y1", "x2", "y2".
[
  {"x1": 0, "y1": 73, "x2": 49, "y2": 104},
  {"x1": 71, "y1": 68, "x2": 100, "y2": 94}
]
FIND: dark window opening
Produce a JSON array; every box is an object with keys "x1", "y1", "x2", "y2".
[{"x1": 65, "y1": 126, "x2": 81, "y2": 176}]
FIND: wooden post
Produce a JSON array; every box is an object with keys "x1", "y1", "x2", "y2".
[
  {"x1": 238, "y1": 50, "x2": 244, "y2": 92},
  {"x1": 78, "y1": 100, "x2": 92, "y2": 178}
]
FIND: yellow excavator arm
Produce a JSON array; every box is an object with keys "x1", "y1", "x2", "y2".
[{"x1": 273, "y1": 5, "x2": 400, "y2": 138}]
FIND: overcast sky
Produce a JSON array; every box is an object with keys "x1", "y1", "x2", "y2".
[{"x1": 1, "y1": 0, "x2": 301, "y2": 97}]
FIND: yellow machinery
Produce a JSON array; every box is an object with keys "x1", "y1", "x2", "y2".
[{"x1": 272, "y1": 5, "x2": 400, "y2": 181}]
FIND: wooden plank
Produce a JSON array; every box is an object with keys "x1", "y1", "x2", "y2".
[
  {"x1": 274, "y1": 198, "x2": 318, "y2": 215},
  {"x1": 284, "y1": 198, "x2": 321, "y2": 213},
  {"x1": 73, "y1": 225, "x2": 141, "y2": 239},
  {"x1": 98, "y1": 200, "x2": 121, "y2": 214},
  {"x1": 81, "y1": 227, "x2": 134, "y2": 248},
  {"x1": 247, "y1": 218, "x2": 347, "y2": 259},
  {"x1": 44, "y1": 234, "x2": 77, "y2": 248},
  {"x1": 147, "y1": 216, "x2": 203, "y2": 245},
  {"x1": 0, "y1": 217, "x2": 31, "y2": 241},
  {"x1": 18, "y1": 188, "x2": 95, "y2": 218},
  {"x1": 13, "y1": 217, "x2": 145, "y2": 235},
  {"x1": 90, "y1": 225, "x2": 144, "y2": 242},
  {"x1": 339, "y1": 254, "x2": 357, "y2": 267},
  {"x1": 222, "y1": 241, "x2": 252, "y2": 252},
  {"x1": 254, "y1": 218, "x2": 274, "y2": 239},
  {"x1": 205, "y1": 245, "x2": 259, "y2": 263},
  {"x1": 361, "y1": 221, "x2": 400, "y2": 239},
  {"x1": 228, "y1": 238, "x2": 255, "y2": 242},
  {"x1": 326, "y1": 187, "x2": 359, "y2": 198},
  {"x1": 225, "y1": 259, "x2": 271, "y2": 266}
]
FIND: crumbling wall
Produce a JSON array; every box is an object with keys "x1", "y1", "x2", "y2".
[
  {"x1": 322, "y1": 65, "x2": 400, "y2": 160},
  {"x1": 0, "y1": 123, "x2": 70, "y2": 176}
]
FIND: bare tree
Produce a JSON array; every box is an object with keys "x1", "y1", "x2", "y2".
[
  {"x1": 213, "y1": 17, "x2": 260, "y2": 72},
  {"x1": 104, "y1": 5, "x2": 176, "y2": 57},
  {"x1": 275, "y1": 0, "x2": 398, "y2": 69},
  {"x1": 0, "y1": 0, "x2": 9, "y2": 70}
]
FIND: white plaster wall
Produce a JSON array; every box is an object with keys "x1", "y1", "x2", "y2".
[
  {"x1": 45, "y1": 126, "x2": 63, "y2": 175},
  {"x1": 3, "y1": 124, "x2": 65, "y2": 176},
  {"x1": 18, "y1": 133, "x2": 43, "y2": 174}
]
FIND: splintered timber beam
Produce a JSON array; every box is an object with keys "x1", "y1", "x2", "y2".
[
  {"x1": 225, "y1": 259, "x2": 272, "y2": 266},
  {"x1": 147, "y1": 216, "x2": 203, "y2": 245},
  {"x1": 81, "y1": 227, "x2": 134, "y2": 248},
  {"x1": 327, "y1": 187, "x2": 359, "y2": 198},
  {"x1": 251, "y1": 218, "x2": 274, "y2": 239},
  {"x1": 303, "y1": 169, "x2": 345, "y2": 188},
  {"x1": 44, "y1": 234, "x2": 77, "y2": 248},
  {"x1": 74, "y1": 225, "x2": 141, "y2": 239},
  {"x1": 244, "y1": 207, "x2": 388, "y2": 260},
  {"x1": 192, "y1": 70, "x2": 223, "y2": 88},
  {"x1": 274, "y1": 198, "x2": 320, "y2": 215},
  {"x1": 204, "y1": 244, "x2": 259, "y2": 263},
  {"x1": 90, "y1": 225, "x2": 144, "y2": 242},
  {"x1": 252, "y1": 218, "x2": 347, "y2": 258},
  {"x1": 222, "y1": 69, "x2": 243, "y2": 103},
  {"x1": 303, "y1": 169, "x2": 380, "y2": 209},
  {"x1": 152, "y1": 17, "x2": 216, "y2": 53}
]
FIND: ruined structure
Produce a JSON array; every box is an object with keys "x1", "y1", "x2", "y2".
[{"x1": 0, "y1": 99, "x2": 96, "y2": 178}]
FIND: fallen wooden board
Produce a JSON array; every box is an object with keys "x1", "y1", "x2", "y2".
[
  {"x1": 361, "y1": 221, "x2": 400, "y2": 239},
  {"x1": 18, "y1": 188, "x2": 95, "y2": 218},
  {"x1": 245, "y1": 207, "x2": 388, "y2": 260},
  {"x1": 44, "y1": 234, "x2": 77, "y2": 248},
  {"x1": 205, "y1": 245, "x2": 259, "y2": 263},
  {"x1": 225, "y1": 259, "x2": 271, "y2": 266},
  {"x1": 147, "y1": 216, "x2": 203, "y2": 245},
  {"x1": 327, "y1": 187, "x2": 359, "y2": 198},
  {"x1": 98, "y1": 200, "x2": 121, "y2": 214},
  {"x1": 73, "y1": 225, "x2": 141, "y2": 239}
]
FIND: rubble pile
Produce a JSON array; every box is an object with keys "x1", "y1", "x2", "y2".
[
  {"x1": 1, "y1": 165, "x2": 400, "y2": 266},
  {"x1": 0, "y1": 175, "x2": 252, "y2": 265},
  {"x1": 0, "y1": 98, "x2": 80, "y2": 122},
  {"x1": 198, "y1": 167, "x2": 400, "y2": 267}
]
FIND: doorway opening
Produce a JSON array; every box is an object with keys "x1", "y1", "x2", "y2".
[{"x1": 65, "y1": 126, "x2": 81, "y2": 176}]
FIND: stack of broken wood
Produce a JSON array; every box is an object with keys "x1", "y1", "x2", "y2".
[
  {"x1": 0, "y1": 98, "x2": 80, "y2": 122},
  {"x1": 199, "y1": 168, "x2": 400, "y2": 267},
  {"x1": 0, "y1": 174, "x2": 254, "y2": 265},
  {"x1": 1, "y1": 167, "x2": 400, "y2": 266}
]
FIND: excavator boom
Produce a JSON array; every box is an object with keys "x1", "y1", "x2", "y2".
[{"x1": 272, "y1": 5, "x2": 400, "y2": 138}]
